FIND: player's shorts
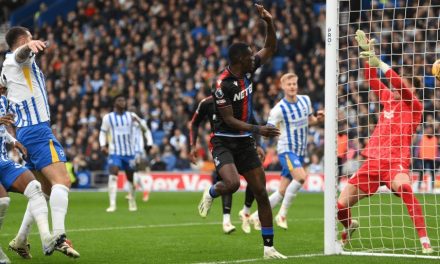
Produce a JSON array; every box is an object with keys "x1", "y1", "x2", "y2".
[
  {"x1": 278, "y1": 152, "x2": 304, "y2": 180},
  {"x1": 210, "y1": 136, "x2": 261, "y2": 175},
  {"x1": 348, "y1": 159, "x2": 409, "y2": 195},
  {"x1": 16, "y1": 122, "x2": 67, "y2": 171},
  {"x1": 108, "y1": 155, "x2": 135, "y2": 171},
  {"x1": 0, "y1": 158, "x2": 28, "y2": 190}
]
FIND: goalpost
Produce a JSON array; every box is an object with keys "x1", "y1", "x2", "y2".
[{"x1": 325, "y1": 0, "x2": 440, "y2": 259}]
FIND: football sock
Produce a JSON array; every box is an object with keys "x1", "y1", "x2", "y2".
[
  {"x1": 0, "y1": 197, "x2": 10, "y2": 230},
  {"x1": 16, "y1": 202, "x2": 34, "y2": 244},
  {"x1": 222, "y1": 194, "x2": 232, "y2": 215},
  {"x1": 127, "y1": 181, "x2": 135, "y2": 200},
  {"x1": 337, "y1": 202, "x2": 351, "y2": 229},
  {"x1": 268, "y1": 191, "x2": 283, "y2": 209},
  {"x1": 50, "y1": 184, "x2": 69, "y2": 236},
  {"x1": 209, "y1": 185, "x2": 219, "y2": 198},
  {"x1": 24, "y1": 180, "x2": 51, "y2": 242},
  {"x1": 242, "y1": 205, "x2": 251, "y2": 215},
  {"x1": 261, "y1": 227, "x2": 274, "y2": 247},
  {"x1": 396, "y1": 184, "x2": 427, "y2": 238},
  {"x1": 278, "y1": 180, "x2": 302, "y2": 217},
  {"x1": 108, "y1": 175, "x2": 118, "y2": 207},
  {"x1": 223, "y1": 214, "x2": 231, "y2": 224},
  {"x1": 244, "y1": 186, "x2": 254, "y2": 208}
]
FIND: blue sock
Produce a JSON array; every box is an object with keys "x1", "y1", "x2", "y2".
[
  {"x1": 261, "y1": 227, "x2": 274, "y2": 247},
  {"x1": 209, "y1": 186, "x2": 219, "y2": 198}
]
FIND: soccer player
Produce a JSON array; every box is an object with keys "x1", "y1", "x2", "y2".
[
  {"x1": 197, "y1": 4, "x2": 286, "y2": 259},
  {"x1": 0, "y1": 95, "x2": 58, "y2": 261},
  {"x1": 337, "y1": 30, "x2": 433, "y2": 254},
  {"x1": 189, "y1": 96, "x2": 259, "y2": 234},
  {"x1": 100, "y1": 95, "x2": 147, "y2": 212},
  {"x1": 249, "y1": 72, "x2": 324, "y2": 230},
  {"x1": 1, "y1": 26, "x2": 79, "y2": 258},
  {"x1": 129, "y1": 108, "x2": 153, "y2": 202}
]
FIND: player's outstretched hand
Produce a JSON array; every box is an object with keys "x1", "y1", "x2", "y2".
[
  {"x1": 27, "y1": 40, "x2": 47, "y2": 53},
  {"x1": 101, "y1": 146, "x2": 109, "y2": 156},
  {"x1": 355, "y1": 30, "x2": 376, "y2": 51},
  {"x1": 255, "y1": 4, "x2": 272, "y2": 22},
  {"x1": 14, "y1": 141, "x2": 27, "y2": 159},
  {"x1": 0, "y1": 113, "x2": 14, "y2": 126},
  {"x1": 316, "y1": 110, "x2": 325, "y2": 124},
  {"x1": 359, "y1": 50, "x2": 380, "y2": 67},
  {"x1": 190, "y1": 147, "x2": 198, "y2": 165},
  {"x1": 259, "y1": 125, "x2": 280, "y2": 138}
]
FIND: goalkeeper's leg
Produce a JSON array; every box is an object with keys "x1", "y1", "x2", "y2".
[
  {"x1": 391, "y1": 173, "x2": 433, "y2": 254},
  {"x1": 337, "y1": 183, "x2": 368, "y2": 245}
]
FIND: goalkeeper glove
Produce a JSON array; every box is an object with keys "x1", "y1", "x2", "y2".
[
  {"x1": 360, "y1": 50, "x2": 390, "y2": 72},
  {"x1": 355, "y1": 29, "x2": 376, "y2": 51}
]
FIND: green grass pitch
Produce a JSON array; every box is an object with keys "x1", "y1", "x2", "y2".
[{"x1": 1, "y1": 191, "x2": 439, "y2": 263}]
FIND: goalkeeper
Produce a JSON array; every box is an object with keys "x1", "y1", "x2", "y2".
[{"x1": 337, "y1": 30, "x2": 433, "y2": 254}]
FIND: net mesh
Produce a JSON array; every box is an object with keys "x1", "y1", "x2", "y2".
[{"x1": 336, "y1": 0, "x2": 440, "y2": 256}]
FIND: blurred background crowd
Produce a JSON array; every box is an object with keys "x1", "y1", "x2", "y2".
[
  {"x1": 1, "y1": 0, "x2": 439, "y2": 185},
  {"x1": 0, "y1": 0, "x2": 327, "y2": 176}
]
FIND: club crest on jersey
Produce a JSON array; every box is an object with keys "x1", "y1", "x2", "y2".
[
  {"x1": 384, "y1": 110, "x2": 394, "y2": 119},
  {"x1": 215, "y1": 88, "x2": 224, "y2": 99},
  {"x1": 233, "y1": 84, "x2": 252, "y2": 101}
]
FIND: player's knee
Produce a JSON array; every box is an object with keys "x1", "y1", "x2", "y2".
[
  {"x1": 395, "y1": 183, "x2": 413, "y2": 196},
  {"x1": 253, "y1": 187, "x2": 269, "y2": 200},
  {"x1": 337, "y1": 201, "x2": 348, "y2": 210},
  {"x1": 23, "y1": 180, "x2": 43, "y2": 198},
  {"x1": 224, "y1": 179, "x2": 240, "y2": 193},
  {"x1": 278, "y1": 189, "x2": 286, "y2": 196}
]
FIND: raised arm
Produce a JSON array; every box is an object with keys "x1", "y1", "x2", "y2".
[
  {"x1": 254, "y1": 4, "x2": 276, "y2": 65},
  {"x1": 385, "y1": 68, "x2": 421, "y2": 108},
  {"x1": 363, "y1": 62, "x2": 392, "y2": 102},
  {"x1": 14, "y1": 40, "x2": 46, "y2": 64}
]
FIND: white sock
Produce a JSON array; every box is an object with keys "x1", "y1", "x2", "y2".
[
  {"x1": 420, "y1": 236, "x2": 430, "y2": 245},
  {"x1": 50, "y1": 184, "x2": 69, "y2": 236},
  {"x1": 269, "y1": 191, "x2": 284, "y2": 209},
  {"x1": 108, "y1": 175, "x2": 118, "y2": 207},
  {"x1": 242, "y1": 205, "x2": 251, "y2": 215},
  {"x1": 223, "y1": 214, "x2": 231, "y2": 224},
  {"x1": 127, "y1": 181, "x2": 135, "y2": 200},
  {"x1": 24, "y1": 180, "x2": 51, "y2": 242},
  {"x1": 278, "y1": 179, "x2": 302, "y2": 217},
  {"x1": 16, "y1": 202, "x2": 34, "y2": 244},
  {"x1": 0, "y1": 197, "x2": 10, "y2": 229}
]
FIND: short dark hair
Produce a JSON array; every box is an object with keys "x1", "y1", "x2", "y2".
[
  {"x1": 228, "y1": 42, "x2": 250, "y2": 64},
  {"x1": 113, "y1": 93, "x2": 126, "y2": 104},
  {"x1": 5, "y1": 26, "x2": 29, "y2": 49}
]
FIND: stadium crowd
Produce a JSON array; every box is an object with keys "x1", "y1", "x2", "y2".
[{"x1": 1, "y1": 0, "x2": 327, "y2": 175}]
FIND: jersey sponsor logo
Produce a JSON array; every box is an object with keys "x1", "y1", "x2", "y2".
[
  {"x1": 384, "y1": 110, "x2": 394, "y2": 119},
  {"x1": 233, "y1": 84, "x2": 252, "y2": 101},
  {"x1": 215, "y1": 88, "x2": 224, "y2": 99}
]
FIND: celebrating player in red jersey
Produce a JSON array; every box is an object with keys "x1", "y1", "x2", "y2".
[{"x1": 337, "y1": 30, "x2": 433, "y2": 254}]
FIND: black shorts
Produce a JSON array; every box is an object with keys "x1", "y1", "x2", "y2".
[{"x1": 210, "y1": 136, "x2": 262, "y2": 175}]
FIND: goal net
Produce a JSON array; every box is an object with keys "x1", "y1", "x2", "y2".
[{"x1": 325, "y1": 0, "x2": 440, "y2": 259}]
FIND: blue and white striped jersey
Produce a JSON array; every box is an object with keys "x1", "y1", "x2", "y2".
[
  {"x1": 132, "y1": 118, "x2": 153, "y2": 155},
  {"x1": 1, "y1": 52, "x2": 50, "y2": 127},
  {"x1": 0, "y1": 96, "x2": 17, "y2": 161},
  {"x1": 99, "y1": 111, "x2": 137, "y2": 156},
  {"x1": 267, "y1": 95, "x2": 313, "y2": 156}
]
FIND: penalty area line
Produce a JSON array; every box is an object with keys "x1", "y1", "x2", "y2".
[
  {"x1": 193, "y1": 253, "x2": 325, "y2": 264},
  {"x1": 0, "y1": 218, "x2": 322, "y2": 237}
]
